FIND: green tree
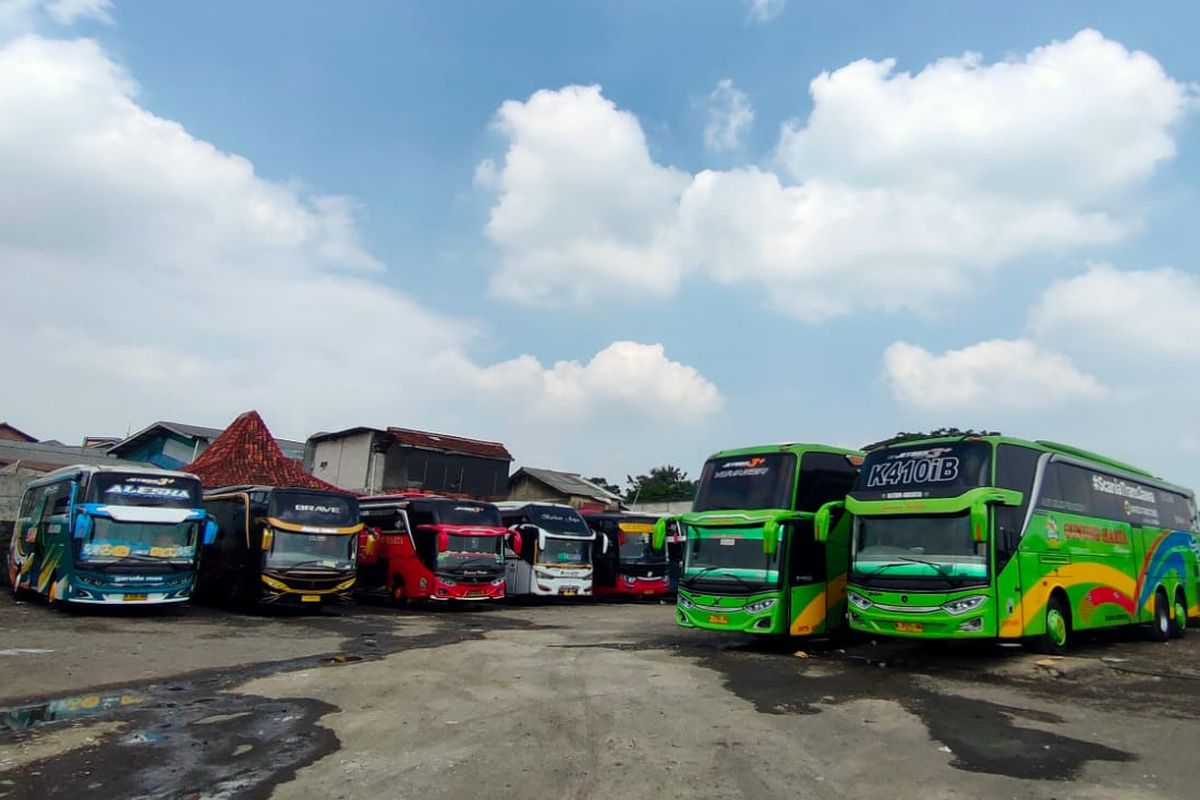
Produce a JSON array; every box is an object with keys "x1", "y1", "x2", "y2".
[
  {"x1": 586, "y1": 476, "x2": 622, "y2": 496},
  {"x1": 624, "y1": 465, "x2": 696, "y2": 503}
]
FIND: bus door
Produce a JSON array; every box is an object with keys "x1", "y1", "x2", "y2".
[
  {"x1": 11, "y1": 484, "x2": 50, "y2": 588},
  {"x1": 504, "y1": 518, "x2": 535, "y2": 594},
  {"x1": 593, "y1": 520, "x2": 618, "y2": 589},
  {"x1": 785, "y1": 518, "x2": 830, "y2": 636}
]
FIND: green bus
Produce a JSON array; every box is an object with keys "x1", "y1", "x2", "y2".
[
  {"x1": 815, "y1": 434, "x2": 1200, "y2": 652},
  {"x1": 655, "y1": 444, "x2": 863, "y2": 637}
]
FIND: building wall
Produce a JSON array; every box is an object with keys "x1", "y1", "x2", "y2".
[
  {"x1": 387, "y1": 447, "x2": 509, "y2": 498},
  {"x1": 118, "y1": 432, "x2": 203, "y2": 470},
  {"x1": 308, "y1": 431, "x2": 375, "y2": 492},
  {"x1": 628, "y1": 500, "x2": 693, "y2": 515}
]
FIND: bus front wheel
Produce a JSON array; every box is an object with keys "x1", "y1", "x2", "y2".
[
  {"x1": 388, "y1": 577, "x2": 407, "y2": 607},
  {"x1": 1036, "y1": 595, "x2": 1071, "y2": 655}
]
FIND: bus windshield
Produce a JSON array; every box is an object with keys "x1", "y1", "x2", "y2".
[
  {"x1": 539, "y1": 537, "x2": 590, "y2": 565},
  {"x1": 269, "y1": 491, "x2": 358, "y2": 527},
  {"x1": 683, "y1": 533, "x2": 779, "y2": 585},
  {"x1": 852, "y1": 513, "x2": 986, "y2": 582},
  {"x1": 693, "y1": 453, "x2": 796, "y2": 512},
  {"x1": 853, "y1": 441, "x2": 991, "y2": 501},
  {"x1": 434, "y1": 503, "x2": 502, "y2": 527},
  {"x1": 90, "y1": 473, "x2": 201, "y2": 509},
  {"x1": 619, "y1": 532, "x2": 664, "y2": 563},
  {"x1": 79, "y1": 519, "x2": 198, "y2": 561},
  {"x1": 440, "y1": 533, "x2": 504, "y2": 567},
  {"x1": 265, "y1": 530, "x2": 355, "y2": 571}
]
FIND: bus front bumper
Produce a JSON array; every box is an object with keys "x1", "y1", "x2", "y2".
[
  {"x1": 66, "y1": 572, "x2": 195, "y2": 604},
  {"x1": 676, "y1": 590, "x2": 784, "y2": 634},
  {"x1": 845, "y1": 588, "x2": 996, "y2": 639}
]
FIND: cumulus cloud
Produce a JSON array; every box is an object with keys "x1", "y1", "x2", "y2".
[
  {"x1": 45, "y1": 0, "x2": 111, "y2": 25},
  {"x1": 0, "y1": 35, "x2": 721, "y2": 474},
  {"x1": 478, "y1": 31, "x2": 1193, "y2": 319},
  {"x1": 703, "y1": 79, "x2": 754, "y2": 152},
  {"x1": 1029, "y1": 263, "x2": 1200, "y2": 357},
  {"x1": 882, "y1": 339, "x2": 1110, "y2": 411},
  {"x1": 743, "y1": 0, "x2": 785, "y2": 23},
  {"x1": 0, "y1": 0, "x2": 109, "y2": 37}
]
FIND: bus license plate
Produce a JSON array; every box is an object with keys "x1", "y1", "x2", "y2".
[
  {"x1": 467, "y1": 591, "x2": 484, "y2": 598},
  {"x1": 123, "y1": 594, "x2": 147, "y2": 602},
  {"x1": 708, "y1": 614, "x2": 729, "y2": 624},
  {"x1": 301, "y1": 594, "x2": 321, "y2": 603},
  {"x1": 563, "y1": 589, "x2": 577, "y2": 596},
  {"x1": 895, "y1": 622, "x2": 923, "y2": 633}
]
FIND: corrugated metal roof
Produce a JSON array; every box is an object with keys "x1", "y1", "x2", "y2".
[
  {"x1": 511, "y1": 467, "x2": 623, "y2": 504},
  {"x1": 0, "y1": 439, "x2": 140, "y2": 470},
  {"x1": 110, "y1": 420, "x2": 305, "y2": 460}
]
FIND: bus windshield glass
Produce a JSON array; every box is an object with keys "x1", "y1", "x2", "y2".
[
  {"x1": 539, "y1": 537, "x2": 590, "y2": 565},
  {"x1": 269, "y1": 491, "x2": 358, "y2": 527},
  {"x1": 434, "y1": 503, "x2": 502, "y2": 527},
  {"x1": 852, "y1": 513, "x2": 986, "y2": 582},
  {"x1": 693, "y1": 453, "x2": 796, "y2": 512},
  {"x1": 265, "y1": 530, "x2": 355, "y2": 570},
  {"x1": 531, "y1": 507, "x2": 590, "y2": 536},
  {"x1": 79, "y1": 519, "x2": 199, "y2": 561},
  {"x1": 853, "y1": 441, "x2": 992, "y2": 500},
  {"x1": 683, "y1": 532, "x2": 780, "y2": 585},
  {"x1": 440, "y1": 534, "x2": 504, "y2": 567},
  {"x1": 618, "y1": 529, "x2": 664, "y2": 563},
  {"x1": 90, "y1": 473, "x2": 200, "y2": 509}
]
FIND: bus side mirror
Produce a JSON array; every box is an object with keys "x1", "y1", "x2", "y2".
[
  {"x1": 814, "y1": 501, "x2": 844, "y2": 543},
  {"x1": 203, "y1": 517, "x2": 218, "y2": 546},
  {"x1": 762, "y1": 518, "x2": 780, "y2": 557},
  {"x1": 507, "y1": 530, "x2": 523, "y2": 555},
  {"x1": 970, "y1": 503, "x2": 988, "y2": 543},
  {"x1": 539, "y1": 530, "x2": 547, "y2": 552},
  {"x1": 74, "y1": 513, "x2": 93, "y2": 540},
  {"x1": 652, "y1": 518, "x2": 669, "y2": 551},
  {"x1": 600, "y1": 534, "x2": 609, "y2": 555},
  {"x1": 438, "y1": 530, "x2": 450, "y2": 551}
]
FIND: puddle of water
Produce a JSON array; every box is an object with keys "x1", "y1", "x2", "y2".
[{"x1": 1, "y1": 691, "x2": 144, "y2": 733}]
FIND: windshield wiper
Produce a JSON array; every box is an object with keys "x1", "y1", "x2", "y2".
[
  {"x1": 857, "y1": 558, "x2": 956, "y2": 579},
  {"x1": 281, "y1": 559, "x2": 345, "y2": 571},
  {"x1": 445, "y1": 557, "x2": 502, "y2": 570},
  {"x1": 682, "y1": 566, "x2": 757, "y2": 590}
]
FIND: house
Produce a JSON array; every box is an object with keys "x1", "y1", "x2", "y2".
[
  {"x1": 108, "y1": 420, "x2": 305, "y2": 471},
  {"x1": 184, "y1": 410, "x2": 341, "y2": 491},
  {"x1": 507, "y1": 467, "x2": 623, "y2": 512},
  {"x1": 0, "y1": 422, "x2": 37, "y2": 443},
  {"x1": 305, "y1": 427, "x2": 512, "y2": 499}
]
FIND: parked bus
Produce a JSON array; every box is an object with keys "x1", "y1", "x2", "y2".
[
  {"x1": 496, "y1": 502, "x2": 600, "y2": 597},
  {"x1": 654, "y1": 444, "x2": 863, "y2": 636},
  {"x1": 356, "y1": 495, "x2": 511, "y2": 603},
  {"x1": 199, "y1": 485, "x2": 360, "y2": 607},
  {"x1": 816, "y1": 434, "x2": 1200, "y2": 653},
  {"x1": 7, "y1": 465, "x2": 210, "y2": 605},
  {"x1": 583, "y1": 512, "x2": 669, "y2": 598}
]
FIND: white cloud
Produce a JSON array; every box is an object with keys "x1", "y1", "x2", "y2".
[
  {"x1": 1029, "y1": 263, "x2": 1200, "y2": 357},
  {"x1": 703, "y1": 79, "x2": 754, "y2": 152},
  {"x1": 0, "y1": 35, "x2": 721, "y2": 476},
  {"x1": 45, "y1": 0, "x2": 110, "y2": 25},
  {"x1": 478, "y1": 31, "x2": 1193, "y2": 319},
  {"x1": 743, "y1": 0, "x2": 785, "y2": 23},
  {"x1": 882, "y1": 339, "x2": 1110, "y2": 411},
  {"x1": 479, "y1": 84, "x2": 690, "y2": 304},
  {"x1": 0, "y1": 0, "x2": 109, "y2": 38}
]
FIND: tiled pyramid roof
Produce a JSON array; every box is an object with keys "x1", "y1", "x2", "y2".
[{"x1": 184, "y1": 410, "x2": 341, "y2": 492}]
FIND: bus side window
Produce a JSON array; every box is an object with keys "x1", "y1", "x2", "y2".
[
  {"x1": 795, "y1": 453, "x2": 859, "y2": 512},
  {"x1": 49, "y1": 482, "x2": 72, "y2": 516},
  {"x1": 994, "y1": 444, "x2": 1041, "y2": 572}
]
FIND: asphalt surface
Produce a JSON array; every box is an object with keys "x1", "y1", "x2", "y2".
[{"x1": 0, "y1": 597, "x2": 1198, "y2": 799}]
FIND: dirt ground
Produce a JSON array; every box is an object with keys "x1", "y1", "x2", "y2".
[{"x1": 1, "y1": 597, "x2": 1198, "y2": 800}]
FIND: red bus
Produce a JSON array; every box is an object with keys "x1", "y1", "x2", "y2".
[
  {"x1": 583, "y1": 512, "x2": 670, "y2": 598},
  {"x1": 356, "y1": 495, "x2": 513, "y2": 603}
]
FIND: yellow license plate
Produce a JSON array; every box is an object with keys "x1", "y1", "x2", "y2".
[
  {"x1": 467, "y1": 591, "x2": 484, "y2": 597},
  {"x1": 301, "y1": 594, "x2": 321, "y2": 603},
  {"x1": 123, "y1": 594, "x2": 147, "y2": 602},
  {"x1": 895, "y1": 622, "x2": 924, "y2": 633},
  {"x1": 708, "y1": 614, "x2": 729, "y2": 624},
  {"x1": 562, "y1": 589, "x2": 577, "y2": 596}
]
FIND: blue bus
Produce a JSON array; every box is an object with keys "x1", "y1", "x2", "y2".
[{"x1": 7, "y1": 465, "x2": 212, "y2": 605}]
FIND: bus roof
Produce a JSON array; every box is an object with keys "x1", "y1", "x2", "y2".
[
  {"x1": 27, "y1": 463, "x2": 200, "y2": 487},
  {"x1": 203, "y1": 484, "x2": 354, "y2": 497},
  {"x1": 863, "y1": 433, "x2": 1192, "y2": 498},
  {"x1": 704, "y1": 442, "x2": 865, "y2": 461}
]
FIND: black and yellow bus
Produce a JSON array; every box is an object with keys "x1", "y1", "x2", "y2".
[{"x1": 198, "y1": 485, "x2": 361, "y2": 607}]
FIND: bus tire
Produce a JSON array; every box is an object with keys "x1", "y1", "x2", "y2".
[
  {"x1": 388, "y1": 577, "x2": 407, "y2": 607},
  {"x1": 1149, "y1": 589, "x2": 1171, "y2": 642},
  {"x1": 1036, "y1": 594, "x2": 1071, "y2": 655},
  {"x1": 1168, "y1": 589, "x2": 1187, "y2": 640}
]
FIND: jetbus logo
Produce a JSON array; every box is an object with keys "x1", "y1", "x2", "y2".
[{"x1": 714, "y1": 457, "x2": 769, "y2": 479}]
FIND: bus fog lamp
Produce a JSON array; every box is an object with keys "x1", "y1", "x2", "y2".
[
  {"x1": 744, "y1": 597, "x2": 777, "y2": 614},
  {"x1": 847, "y1": 592, "x2": 873, "y2": 611},
  {"x1": 958, "y1": 617, "x2": 984, "y2": 632},
  {"x1": 942, "y1": 595, "x2": 988, "y2": 616}
]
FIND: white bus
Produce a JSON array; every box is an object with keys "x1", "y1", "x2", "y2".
[{"x1": 495, "y1": 502, "x2": 602, "y2": 597}]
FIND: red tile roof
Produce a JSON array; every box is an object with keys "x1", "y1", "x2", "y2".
[
  {"x1": 185, "y1": 410, "x2": 342, "y2": 492},
  {"x1": 385, "y1": 427, "x2": 512, "y2": 461}
]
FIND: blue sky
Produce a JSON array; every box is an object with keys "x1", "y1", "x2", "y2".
[{"x1": 3, "y1": 0, "x2": 1199, "y2": 490}]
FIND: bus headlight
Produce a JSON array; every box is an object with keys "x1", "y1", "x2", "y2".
[
  {"x1": 743, "y1": 597, "x2": 777, "y2": 614},
  {"x1": 942, "y1": 595, "x2": 988, "y2": 616},
  {"x1": 847, "y1": 591, "x2": 873, "y2": 611},
  {"x1": 678, "y1": 595, "x2": 695, "y2": 610}
]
